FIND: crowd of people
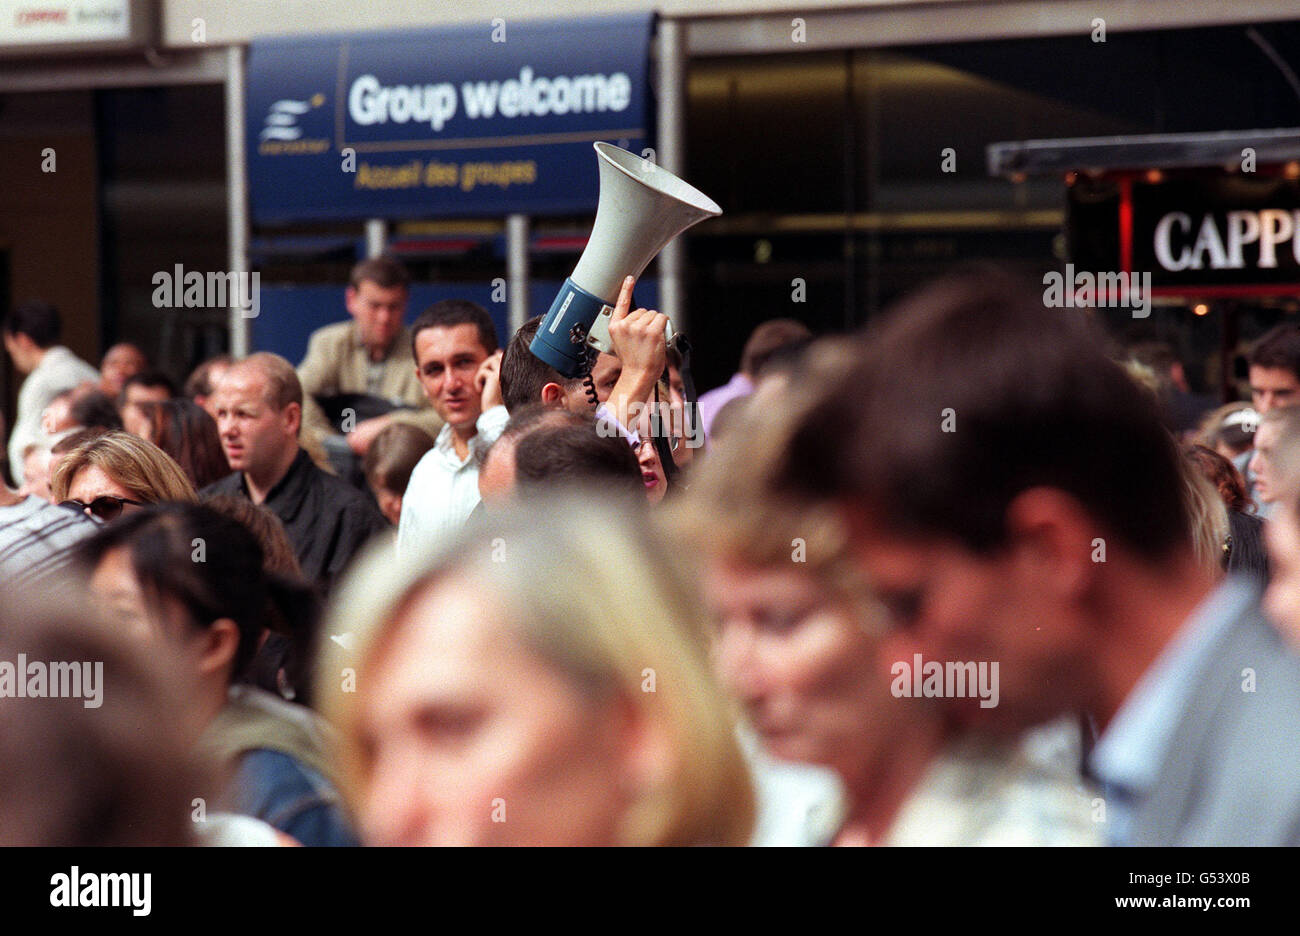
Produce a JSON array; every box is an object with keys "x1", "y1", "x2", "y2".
[{"x1": 4, "y1": 257, "x2": 1300, "y2": 846}]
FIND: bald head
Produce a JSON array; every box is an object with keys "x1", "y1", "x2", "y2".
[
  {"x1": 478, "y1": 435, "x2": 517, "y2": 506},
  {"x1": 477, "y1": 405, "x2": 586, "y2": 506},
  {"x1": 211, "y1": 353, "x2": 303, "y2": 489},
  {"x1": 230, "y1": 352, "x2": 302, "y2": 411}
]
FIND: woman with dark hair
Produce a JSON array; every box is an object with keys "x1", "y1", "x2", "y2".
[
  {"x1": 78, "y1": 503, "x2": 355, "y2": 846},
  {"x1": 203, "y1": 492, "x2": 314, "y2": 704},
  {"x1": 134, "y1": 398, "x2": 230, "y2": 490},
  {"x1": 633, "y1": 381, "x2": 683, "y2": 505}
]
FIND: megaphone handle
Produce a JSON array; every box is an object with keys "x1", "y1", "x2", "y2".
[
  {"x1": 574, "y1": 344, "x2": 599, "y2": 409},
  {"x1": 650, "y1": 380, "x2": 680, "y2": 482}
]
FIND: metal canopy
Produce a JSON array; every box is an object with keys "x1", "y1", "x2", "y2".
[{"x1": 987, "y1": 127, "x2": 1300, "y2": 178}]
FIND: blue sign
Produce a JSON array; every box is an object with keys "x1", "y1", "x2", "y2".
[{"x1": 247, "y1": 13, "x2": 653, "y2": 224}]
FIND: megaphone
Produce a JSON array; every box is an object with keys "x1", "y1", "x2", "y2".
[{"x1": 529, "y1": 142, "x2": 721, "y2": 378}]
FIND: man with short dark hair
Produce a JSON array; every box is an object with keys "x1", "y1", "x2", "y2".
[
  {"x1": 476, "y1": 404, "x2": 642, "y2": 508},
  {"x1": 1241, "y1": 324, "x2": 1300, "y2": 505},
  {"x1": 476, "y1": 405, "x2": 583, "y2": 507},
  {"x1": 118, "y1": 371, "x2": 177, "y2": 438},
  {"x1": 120, "y1": 370, "x2": 175, "y2": 402},
  {"x1": 68, "y1": 391, "x2": 125, "y2": 433},
  {"x1": 773, "y1": 271, "x2": 1300, "y2": 845},
  {"x1": 203, "y1": 352, "x2": 387, "y2": 592},
  {"x1": 185, "y1": 355, "x2": 234, "y2": 418},
  {"x1": 296, "y1": 257, "x2": 442, "y2": 458},
  {"x1": 1249, "y1": 324, "x2": 1300, "y2": 414},
  {"x1": 3, "y1": 301, "x2": 99, "y2": 485},
  {"x1": 499, "y1": 279, "x2": 678, "y2": 449},
  {"x1": 499, "y1": 315, "x2": 625, "y2": 415},
  {"x1": 397, "y1": 299, "x2": 507, "y2": 556},
  {"x1": 515, "y1": 421, "x2": 644, "y2": 501}
]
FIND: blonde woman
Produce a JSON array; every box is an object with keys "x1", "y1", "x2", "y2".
[
  {"x1": 1179, "y1": 451, "x2": 1231, "y2": 577},
  {"x1": 51, "y1": 430, "x2": 196, "y2": 520},
  {"x1": 318, "y1": 496, "x2": 755, "y2": 846},
  {"x1": 679, "y1": 338, "x2": 1101, "y2": 846}
]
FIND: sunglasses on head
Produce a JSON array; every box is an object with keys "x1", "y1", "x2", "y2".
[{"x1": 59, "y1": 495, "x2": 145, "y2": 521}]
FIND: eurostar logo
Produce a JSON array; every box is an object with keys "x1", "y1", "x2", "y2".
[{"x1": 260, "y1": 92, "x2": 326, "y2": 142}]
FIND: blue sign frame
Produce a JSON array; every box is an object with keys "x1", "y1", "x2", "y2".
[{"x1": 247, "y1": 13, "x2": 654, "y2": 223}]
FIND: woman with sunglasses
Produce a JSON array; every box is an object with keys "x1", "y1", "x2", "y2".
[{"x1": 51, "y1": 429, "x2": 196, "y2": 521}]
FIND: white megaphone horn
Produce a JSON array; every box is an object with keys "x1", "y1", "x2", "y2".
[{"x1": 529, "y1": 142, "x2": 721, "y2": 378}]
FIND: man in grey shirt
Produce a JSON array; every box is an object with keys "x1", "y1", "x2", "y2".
[
  {"x1": 3, "y1": 301, "x2": 98, "y2": 485},
  {"x1": 770, "y1": 271, "x2": 1300, "y2": 846},
  {"x1": 0, "y1": 485, "x2": 97, "y2": 591}
]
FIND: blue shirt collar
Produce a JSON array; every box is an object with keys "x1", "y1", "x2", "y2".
[{"x1": 1089, "y1": 575, "x2": 1255, "y2": 797}]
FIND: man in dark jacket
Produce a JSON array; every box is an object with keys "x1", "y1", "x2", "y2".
[{"x1": 204, "y1": 353, "x2": 387, "y2": 594}]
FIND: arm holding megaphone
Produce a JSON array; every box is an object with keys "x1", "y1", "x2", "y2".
[{"x1": 605, "y1": 275, "x2": 668, "y2": 432}]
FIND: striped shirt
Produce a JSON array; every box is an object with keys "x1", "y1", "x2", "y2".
[{"x1": 0, "y1": 496, "x2": 98, "y2": 591}]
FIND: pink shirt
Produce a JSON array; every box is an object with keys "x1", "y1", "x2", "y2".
[{"x1": 697, "y1": 372, "x2": 754, "y2": 439}]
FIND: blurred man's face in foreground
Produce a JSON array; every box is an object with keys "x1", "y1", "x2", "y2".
[{"x1": 845, "y1": 504, "x2": 1092, "y2": 736}]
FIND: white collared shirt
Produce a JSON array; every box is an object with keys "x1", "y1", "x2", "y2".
[{"x1": 396, "y1": 405, "x2": 508, "y2": 559}]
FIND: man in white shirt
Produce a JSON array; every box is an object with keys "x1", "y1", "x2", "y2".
[
  {"x1": 397, "y1": 300, "x2": 508, "y2": 557},
  {"x1": 3, "y1": 301, "x2": 99, "y2": 485}
]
